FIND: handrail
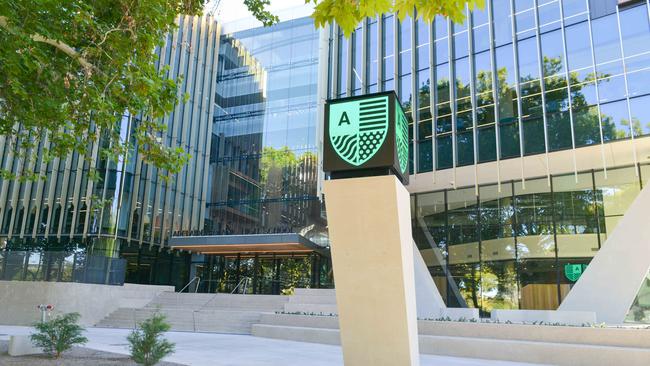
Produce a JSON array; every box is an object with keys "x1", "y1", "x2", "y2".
[
  {"x1": 230, "y1": 276, "x2": 251, "y2": 295},
  {"x1": 177, "y1": 276, "x2": 201, "y2": 307},
  {"x1": 178, "y1": 276, "x2": 201, "y2": 293}
]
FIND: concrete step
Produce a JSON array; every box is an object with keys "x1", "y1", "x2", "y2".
[
  {"x1": 418, "y1": 334, "x2": 650, "y2": 366},
  {"x1": 252, "y1": 324, "x2": 341, "y2": 345},
  {"x1": 251, "y1": 324, "x2": 650, "y2": 366},
  {"x1": 283, "y1": 303, "x2": 338, "y2": 315},
  {"x1": 287, "y1": 295, "x2": 337, "y2": 304},
  {"x1": 97, "y1": 307, "x2": 266, "y2": 334},
  {"x1": 293, "y1": 288, "x2": 336, "y2": 297},
  {"x1": 255, "y1": 314, "x2": 650, "y2": 350}
]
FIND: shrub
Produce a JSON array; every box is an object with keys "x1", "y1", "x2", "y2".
[
  {"x1": 128, "y1": 313, "x2": 175, "y2": 366},
  {"x1": 30, "y1": 312, "x2": 88, "y2": 358}
]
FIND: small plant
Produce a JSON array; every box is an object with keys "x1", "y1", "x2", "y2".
[
  {"x1": 128, "y1": 313, "x2": 175, "y2": 366},
  {"x1": 30, "y1": 312, "x2": 88, "y2": 358}
]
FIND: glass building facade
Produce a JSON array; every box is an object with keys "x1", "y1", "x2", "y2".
[
  {"x1": 189, "y1": 17, "x2": 332, "y2": 294},
  {"x1": 328, "y1": 0, "x2": 650, "y2": 318},
  {"x1": 413, "y1": 164, "x2": 650, "y2": 314},
  {"x1": 329, "y1": 0, "x2": 650, "y2": 174}
]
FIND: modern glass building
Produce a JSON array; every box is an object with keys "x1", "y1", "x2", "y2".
[
  {"x1": 171, "y1": 17, "x2": 332, "y2": 294},
  {"x1": 327, "y1": 0, "x2": 650, "y2": 316}
]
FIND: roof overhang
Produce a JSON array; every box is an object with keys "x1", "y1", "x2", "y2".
[{"x1": 169, "y1": 233, "x2": 329, "y2": 256}]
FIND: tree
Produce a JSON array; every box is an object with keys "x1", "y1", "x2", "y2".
[
  {"x1": 30, "y1": 312, "x2": 88, "y2": 358},
  {"x1": 308, "y1": 0, "x2": 484, "y2": 36},
  {"x1": 128, "y1": 313, "x2": 175, "y2": 366},
  {"x1": 0, "y1": 1, "x2": 206, "y2": 181}
]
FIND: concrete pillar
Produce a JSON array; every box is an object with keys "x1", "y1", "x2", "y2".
[{"x1": 324, "y1": 175, "x2": 419, "y2": 366}]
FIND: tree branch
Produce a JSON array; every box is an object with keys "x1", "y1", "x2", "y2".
[{"x1": 0, "y1": 16, "x2": 95, "y2": 71}]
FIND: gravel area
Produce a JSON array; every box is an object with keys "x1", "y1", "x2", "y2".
[{"x1": 0, "y1": 340, "x2": 183, "y2": 366}]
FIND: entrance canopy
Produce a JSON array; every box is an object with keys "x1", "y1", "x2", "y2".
[{"x1": 169, "y1": 233, "x2": 328, "y2": 256}]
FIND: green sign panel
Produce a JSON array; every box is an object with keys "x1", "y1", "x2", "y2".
[
  {"x1": 329, "y1": 95, "x2": 389, "y2": 166},
  {"x1": 324, "y1": 91, "x2": 409, "y2": 184},
  {"x1": 564, "y1": 263, "x2": 588, "y2": 282}
]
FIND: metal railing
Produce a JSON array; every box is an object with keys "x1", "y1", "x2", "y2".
[
  {"x1": 230, "y1": 276, "x2": 251, "y2": 294},
  {"x1": 177, "y1": 276, "x2": 201, "y2": 307}
]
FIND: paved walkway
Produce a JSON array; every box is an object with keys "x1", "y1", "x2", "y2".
[{"x1": 0, "y1": 326, "x2": 543, "y2": 366}]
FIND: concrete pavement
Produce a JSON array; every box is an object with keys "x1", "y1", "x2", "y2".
[{"x1": 0, "y1": 326, "x2": 545, "y2": 366}]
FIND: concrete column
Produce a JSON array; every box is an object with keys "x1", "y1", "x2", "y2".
[{"x1": 324, "y1": 175, "x2": 419, "y2": 366}]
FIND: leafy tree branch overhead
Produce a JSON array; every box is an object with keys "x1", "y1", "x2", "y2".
[{"x1": 0, "y1": 0, "x2": 479, "y2": 182}]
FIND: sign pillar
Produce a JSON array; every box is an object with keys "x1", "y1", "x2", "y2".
[{"x1": 323, "y1": 92, "x2": 419, "y2": 365}]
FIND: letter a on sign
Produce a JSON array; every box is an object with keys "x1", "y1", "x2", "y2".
[{"x1": 339, "y1": 112, "x2": 351, "y2": 126}]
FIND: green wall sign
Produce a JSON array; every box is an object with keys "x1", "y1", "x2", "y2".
[
  {"x1": 564, "y1": 263, "x2": 588, "y2": 282},
  {"x1": 324, "y1": 92, "x2": 409, "y2": 184}
]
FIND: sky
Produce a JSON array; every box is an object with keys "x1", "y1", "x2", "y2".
[{"x1": 206, "y1": 0, "x2": 313, "y2": 24}]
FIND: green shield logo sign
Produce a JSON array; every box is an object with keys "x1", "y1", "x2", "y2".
[
  {"x1": 395, "y1": 100, "x2": 409, "y2": 174},
  {"x1": 329, "y1": 96, "x2": 389, "y2": 166},
  {"x1": 564, "y1": 263, "x2": 586, "y2": 282}
]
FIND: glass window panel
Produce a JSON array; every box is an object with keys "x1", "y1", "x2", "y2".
[
  {"x1": 538, "y1": 0, "x2": 561, "y2": 32},
  {"x1": 518, "y1": 37, "x2": 540, "y2": 82},
  {"x1": 337, "y1": 32, "x2": 348, "y2": 96},
  {"x1": 368, "y1": 18, "x2": 378, "y2": 89},
  {"x1": 417, "y1": 19, "x2": 430, "y2": 70},
  {"x1": 418, "y1": 69, "x2": 432, "y2": 138},
  {"x1": 591, "y1": 15, "x2": 622, "y2": 65},
  {"x1": 436, "y1": 62, "x2": 451, "y2": 103},
  {"x1": 478, "y1": 126, "x2": 497, "y2": 162},
  {"x1": 619, "y1": 5, "x2": 650, "y2": 58},
  {"x1": 418, "y1": 139, "x2": 433, "y2": 172},
  {"x1": 473, "y1": 24, "x2": 490, "y2": 53},
  {"x1": 600, "y1": 100, "x2": 631, "y2": 141},
  {"x1": 479, "y1": 182, "x2": 516, "y2": 286},
  {"x1": 572, "y1": 105, "x2": 601, "y2": 146},
  {"x1": 456, "y1": 131, "x2": 474, "y2": 166},
  {"x1": 541, "y1": 30, "x2": 565, "y2": 80},
  {"x1": 474, "y1": 51, "x2": 493, "y2": 102},
  {"x1": 496, "y1": 45, "x2": 519, "y2": 123},
  {"x1": 629, "y1": 95, "x2": 650, "y2": 137},
  {"x1": 434, "y1": 15, "x2": 448, "y2": 39},
  {"x1": 500, "y1": 122, "x2": 521, "y2": 158},
  {"x1": 383, "y1": 15, "x2": 395, "y2": 84},
  {"x1": 563, "y1": 0, "x2": 588, "y2": 22},
  {"x1": 352, "y1": 27, "x2": 363, "y2": 91},
  {"x1": 570, "y1": 81, "x2": 597, "y2": 107},
  {"x1": 515, "y1": 9, "x2": 536, "y2": 39},
  {"x1": 596, "y1": 70, "x2": 626, "y2": 103},
  {"x1": 454, "y1": 31, "x2": 469, "y2": 59},
  {"x1": 437, "y1": 134, "x2": 453, "y2": 169},
  {"x1": 473, "y1": 7, "x2": 489, "y2": 26},
  {"x1": 435, "y1": 39, "x2": 449, "y2": 65},
  {"x1": 399, "y1": 73, "x2": 413, "y2": 108},
  {"x1": 514, "y1": 178, "x2": 558, "y2": 310},
  {"x1": 565, "y1": 22, "x2": 593, "y2": 79},
  {"x1": 400, "y1": 16, "x2": 412, "y2": 75},
  {"x1": 625, "y1": 270, "x2": 650, "y2": 324},
  {"x1": 594, "y1": 166, "x2": 640, "y2": 241},
  {"x1": 547, "y1": 110, "x2": 572, "y2": 150},
  {"x1": 493, "y1": 0, "x2": 514, "y2": 46},
  {"x1": 523, "y1": 118, "x2": 545, "y2": 154},
  {"x1": 626, "y1": 55, "x2": 650, "y2": 98},
  {"x1": 553, "y1": 172, "x2": 601, "y2": 259}
]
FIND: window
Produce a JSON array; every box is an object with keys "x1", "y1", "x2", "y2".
[
  {"x1": 382, "y1": 15, "x2": 395, "y2": 90},
  {"x1": 493, "y1": 0, "x2": 514, "y2": 46},
  {"x1": 600, "y1": 100, "x2": 631, "y2": 140}
]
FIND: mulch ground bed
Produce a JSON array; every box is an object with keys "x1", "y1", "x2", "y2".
[{"x1": 0, "y1": 340, "x2": 183, "y2": 365}]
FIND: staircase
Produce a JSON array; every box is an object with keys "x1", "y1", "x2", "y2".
[
  {"x1": 251, "y1": 289, "x2": 650, "y2": 366},
  {"x1": 96, "y1": 291, "x2": 289, "y2": 334}
]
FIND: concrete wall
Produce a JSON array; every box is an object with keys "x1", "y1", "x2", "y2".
[{"x1": 0, "y1": 281, "x2": 173, "y2": 326}]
